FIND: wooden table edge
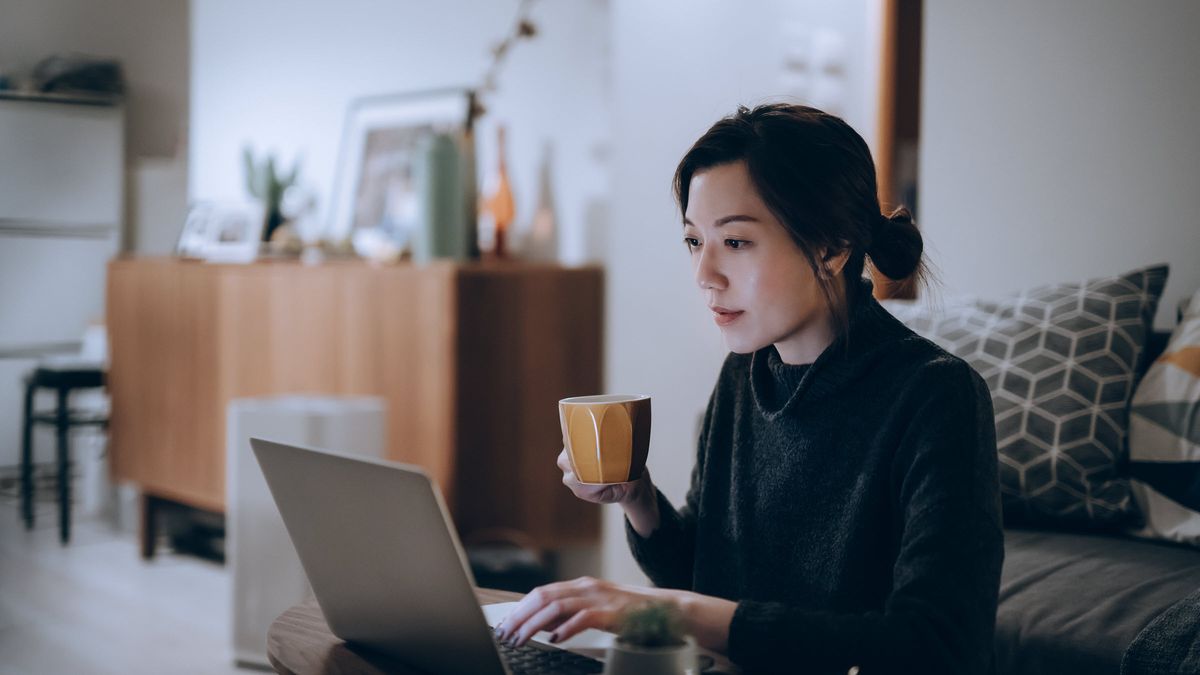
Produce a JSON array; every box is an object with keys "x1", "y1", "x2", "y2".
[{"x1": 267, "y1": 588, "x2": 523, "y2": 675}]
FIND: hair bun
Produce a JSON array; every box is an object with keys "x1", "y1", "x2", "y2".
[
  {"x1": 867, "y1": 206, "x2": 922, "y2": 281},
  {"x1": 885, "y1": 208, "x2": 914, "y2": 228}
]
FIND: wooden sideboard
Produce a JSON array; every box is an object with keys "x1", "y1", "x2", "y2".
[{"x1": 106, "y1": 257, "x2": 603, "y2": 554}]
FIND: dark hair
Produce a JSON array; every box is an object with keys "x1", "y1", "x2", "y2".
[{"x1": 673, "y1": 102, "x2": 927, "y2": 341}]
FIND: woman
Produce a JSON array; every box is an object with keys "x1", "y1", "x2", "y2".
[{"x1": 495, "y1": 103, "x2": 1003, "y2": 674}]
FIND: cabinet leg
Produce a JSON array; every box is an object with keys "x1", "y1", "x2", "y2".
[{"x1": 140, "y1": 493, "x2": 158, "y2": 560}]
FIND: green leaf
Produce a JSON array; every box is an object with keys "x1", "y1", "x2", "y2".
[
  {"x1": 615, "y1": 602, "x2": 687, "y2": 648},
  {"x1": 282, "y1": 159, "x2": 300, "y2": 188},
  {"x1": 242, "y1": 146, "x2": 261, "y2": 198}
]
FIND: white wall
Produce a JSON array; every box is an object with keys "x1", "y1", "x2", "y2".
[
  {"x1": 190, "y1": 0, "x2": 609, "y2": 264},
  {"x1": 604, "y1": 0, "x2": 877, "y2": 584},
  {"x1": 0, "y1": 0, "x2": 190, "y2": 255},
  {"x1": 921, "y1": 0, "x2": 1200, "y2": 328}
]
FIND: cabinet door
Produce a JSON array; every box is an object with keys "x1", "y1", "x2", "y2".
[
  {"x1": 0, "y1": 99, "x2": 124, "y2": 227},
  {"x1": 0, "y1": 233, "x2": 118, "y2": 349}
]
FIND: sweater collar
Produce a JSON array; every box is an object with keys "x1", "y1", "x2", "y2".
[
  {"x1": 762, "y1": 347, "x2": 811, "y2": 412},
  {"x1": 749, "y1": 277, "x2": 910, "y2": 419}
]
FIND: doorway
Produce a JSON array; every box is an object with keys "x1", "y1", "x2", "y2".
[{"x1": 872, "y1": 0, "x2": 922, "y2": 300}]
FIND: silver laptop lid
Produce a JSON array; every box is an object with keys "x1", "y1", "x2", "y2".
[{"x1": 250, "y1": 437, "x2": 508, "y2": 675}]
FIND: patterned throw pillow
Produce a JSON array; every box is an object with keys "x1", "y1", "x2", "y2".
[
  {"x1": 1127, "y1": 288, "x2": 1200, "y2": 544},
  {"x1": 882, "y1": 265, "x2": 1169, "y2": 528}
]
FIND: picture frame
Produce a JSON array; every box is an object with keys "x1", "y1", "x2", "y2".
[
  {"x1": 175, "y1": 200, "x2": 264, "y2": 263},
  {"x1": 329, "y1": 87, "x2": 477, "y2": 243}
]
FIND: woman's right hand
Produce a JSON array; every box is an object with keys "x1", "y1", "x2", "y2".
[{"x1": 556, "y1": 448, "x2": 652, "y2": 506}]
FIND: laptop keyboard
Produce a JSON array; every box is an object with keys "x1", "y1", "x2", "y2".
[{"x1": 495, "y1": 637, "x2": 604, "y2": 674}]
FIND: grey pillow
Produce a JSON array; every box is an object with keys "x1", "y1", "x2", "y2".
[{"x1": 882, "y1": 265, "x2": 1169, "y2": 528}]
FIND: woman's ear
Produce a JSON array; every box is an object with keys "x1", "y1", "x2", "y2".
[{"x1": 820, "y1": 247, "x2": 851, "y2": 278}]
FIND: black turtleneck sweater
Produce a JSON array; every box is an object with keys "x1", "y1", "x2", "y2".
[{"x1": 626, "y1": 282, "x2": 1004, "y2": 675}]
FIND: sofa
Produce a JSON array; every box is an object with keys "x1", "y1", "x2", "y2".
[
  {"x1": 995, "y1": 329, "x2": 1200, "y2": 675},
  {"x1": 883, "y1": 267, "x2": 1200, "y2": 675}
]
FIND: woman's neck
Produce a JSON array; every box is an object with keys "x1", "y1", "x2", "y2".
[
  {"x1": 774, "y1": 278, "x2": 849, "y2": 365},
  {"x1": 773, "y1": 314, "x2": 836, "y2": 365}
]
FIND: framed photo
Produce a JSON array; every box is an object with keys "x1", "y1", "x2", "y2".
[
  {"x1": 329, "y1": 87, "x2": 476, "y2": 243},
  {"x1": 175, "y1": 200, "x2": 264, "y2": 263}
]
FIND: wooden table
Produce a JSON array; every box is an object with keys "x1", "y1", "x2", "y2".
[
  {"x1": 267, "y1": 588, "x2": 521, "y2": 674},
  {"x1": 270, "y1": 589, "x2": 739, "y2": 675}
]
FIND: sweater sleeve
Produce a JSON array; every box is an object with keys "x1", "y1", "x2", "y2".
[
  {"x1": 727, "y1": 362, "x2": 1005, "y2": 675},
  {"x1": 624, "y1": 391, "x2": 714, "y2": 590}
]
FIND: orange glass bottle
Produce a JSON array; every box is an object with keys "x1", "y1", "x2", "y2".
[{"x1": 484, "y1": 125, "x2": 515, "y2": 258}]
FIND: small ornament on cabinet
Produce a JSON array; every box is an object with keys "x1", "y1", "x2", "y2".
[
  {"x1": 480, "y1": 124, "x2": 516, "y2": 260},
  {"x1": 520, "y1": 140, "x2": 558, "y2": 263}
]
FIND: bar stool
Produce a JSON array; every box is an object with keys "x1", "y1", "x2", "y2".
[{"x1": 20, "y1": 361, "x2": 108, "y2": 544}]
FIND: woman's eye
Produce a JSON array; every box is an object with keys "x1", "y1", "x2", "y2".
[
  {"x1": 726, "y1": 239, "x2": 749, "y2": 250},
  {"x1": 683, "y1": 237, "x2": 701, "y2": 249}
]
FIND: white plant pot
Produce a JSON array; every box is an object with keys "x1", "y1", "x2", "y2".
[{"x1": 603, "y1": 636, "x2": 700, "y2": 675}]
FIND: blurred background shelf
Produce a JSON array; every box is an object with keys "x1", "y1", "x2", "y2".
[{"x1": 0, "y1": 94, "x2": 123, "y2": 507}]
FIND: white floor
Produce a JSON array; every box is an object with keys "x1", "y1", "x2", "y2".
[{"x1": 0, "y1": 483, "x2": 248, "y2": 675}]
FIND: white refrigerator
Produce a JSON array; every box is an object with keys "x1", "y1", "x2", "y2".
[{"x1": 0, "y1": 93, "x2": 123, "y2": 469}]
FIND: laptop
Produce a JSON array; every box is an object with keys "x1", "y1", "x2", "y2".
[{"x1": 250, "y1": 437, "x2": 604, "y2": 675}]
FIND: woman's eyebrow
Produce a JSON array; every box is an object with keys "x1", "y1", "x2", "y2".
[{"x1": 682, "y1": 214, "x2": 762, "y2": 228}]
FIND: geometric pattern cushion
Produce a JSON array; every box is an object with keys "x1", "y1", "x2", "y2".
[
  {"x1": 1128, "y1": 287, "x2": 1200, "y2": 545},
  {"x1": 882, "y1": 265, "x2": 1169, "y2": 528}
]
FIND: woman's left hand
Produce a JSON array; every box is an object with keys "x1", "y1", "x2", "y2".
[{"x1": 494, "y1": 576, "x2": 676, "y2": 648}]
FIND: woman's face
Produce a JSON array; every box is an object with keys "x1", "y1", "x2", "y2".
[{"x1": 683, "y1": 161, "x2": 846, "y2": 364}]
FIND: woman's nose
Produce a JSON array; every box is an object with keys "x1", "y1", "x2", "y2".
[{"x1": 695, "y1": 249, "x2": 726, "y2": 291}]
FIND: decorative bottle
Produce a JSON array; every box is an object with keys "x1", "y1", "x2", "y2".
[{"x1": 482, "y1": 125, "x2": 515, "y2": 258}]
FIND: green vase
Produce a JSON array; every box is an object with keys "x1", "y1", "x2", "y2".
[{"x1": 414, "y1": 132, "x2": 473, "y2": 262}]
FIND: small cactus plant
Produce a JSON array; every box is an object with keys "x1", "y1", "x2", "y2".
[
  {"x1": 242, "y1": 146, "x2": 300, "y2": 242},
  {"x1": 615, "y1": 601, "x2": 687, "y2": 649}
]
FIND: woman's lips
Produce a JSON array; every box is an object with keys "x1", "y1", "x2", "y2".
[{"x1": 712, "y1": 309, "x2": 744, "y2": 326}]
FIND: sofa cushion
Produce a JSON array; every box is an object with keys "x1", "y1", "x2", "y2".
[
  {"x1": 1128, "y1": 288, "x2": 1200, "y2": 545},
  {"x1": 882, "y1": 265, "x2": 1168, "y2": 528},
  {"x1": 998, "y1": 528, "x2": 1200, "y2": 675}
]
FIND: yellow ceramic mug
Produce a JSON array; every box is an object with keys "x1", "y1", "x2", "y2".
[{"x1": 559, "y1": 394, "x2": 652, "y2": 485}]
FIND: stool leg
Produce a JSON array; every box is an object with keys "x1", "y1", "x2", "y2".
[
  {"x1": 56, "y1": 387, "x2": 71, "y2": 545},
  {"x1": 20, "y1": 377, "x2": 35, "y2": 529}
]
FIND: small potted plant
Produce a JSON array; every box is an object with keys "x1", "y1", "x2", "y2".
[
  {"x1": 242, "y1": 146, "x2": 300, "y2": 243},
  {"x1": 604, "y1": 601, "x2": 699, "y2": 675}
]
